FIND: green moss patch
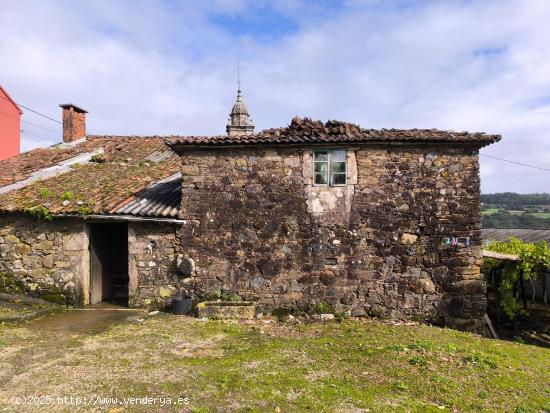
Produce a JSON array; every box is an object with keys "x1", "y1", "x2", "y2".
[
  {"x1": 0, "y1": 272, "x2": 25, "y2": 294},
  {"x1": 41, "y1": 293, "x2": 66, "y2": 305},
  {"x1": 313, "y1": 301, "x2": 334, "y2": 314}
]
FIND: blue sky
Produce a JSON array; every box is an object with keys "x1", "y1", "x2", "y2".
[
  {"x1": 210, "y1": 7, "x2": 299, "y2": 39},
  {"x1": 1, "y1": 0, "x2": 550, "y2": 192}
]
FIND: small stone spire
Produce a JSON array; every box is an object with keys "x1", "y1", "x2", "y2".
[
  {"x1": 227, "y1": 62, "x2": 254, "y2": 136},
  {"x1": 226, "y1": 88, "x2": 254, "y2": 136}
]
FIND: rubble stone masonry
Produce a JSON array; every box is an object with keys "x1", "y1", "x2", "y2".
[
  {"x1": 178, "y1": 145, "x2": 486, "y2": 330},
  {"x1": 0, "y1": 214, "x2": 88, "y2": 305},
  {"x1": 128, "y1": 222, "x2": 183, "y2": 308},
  {"x1": 0, "y1": 215, "x2": 181, "y2": 308}
]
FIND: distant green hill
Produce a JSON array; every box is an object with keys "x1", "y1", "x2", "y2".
[{"x1": 481, "y1": 193, "x2": 550, "y2": 229}]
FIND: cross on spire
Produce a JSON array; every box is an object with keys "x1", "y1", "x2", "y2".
[{"x1": 237, "y1": 58, "x2": 241, "y2": 91}]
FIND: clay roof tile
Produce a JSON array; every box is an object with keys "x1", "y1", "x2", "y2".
[{"x1": 165, "y1": 117, "x2": 501, "y2": 149}]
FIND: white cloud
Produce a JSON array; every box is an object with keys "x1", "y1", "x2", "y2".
[{"x1": 1, "y1": 0, "x2": 549, "y2": 192}]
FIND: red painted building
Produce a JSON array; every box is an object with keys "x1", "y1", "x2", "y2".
[{"x1": 0, "y1": 86, "x2": 22, "y2": 160}]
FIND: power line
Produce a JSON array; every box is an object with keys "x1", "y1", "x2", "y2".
[
  {"x1": 22, "y1": 119, "x2": 60, "y2": 135},
  {"x1": 0, "y1": 94, "x2": 62, "y2": 124},
  {"x1": 480, "y1": 154, "x2": 550, "y2": 173},
  {"x1": 0, "y1": 93, "x2": 546, "y2": 174},
  {"x1": 0, "y1": 110, "x2": 61, "y2": 135},
  {"x1": 21, "y1": 129, "x2": 54, "y2": 142}
]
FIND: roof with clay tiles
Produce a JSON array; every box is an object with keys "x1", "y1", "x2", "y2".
[
  {"x1": 0, "y1": 136, "x2": 179, "y2": 217},
  {"x1": 166, "y1": 116, "x2": 501, "y2": 149}
]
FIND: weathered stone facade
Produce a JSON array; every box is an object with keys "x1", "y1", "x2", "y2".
[
  {"x1": 0, "y1": 214, "x2": 88, "y2": 305},
  {"x1": 177, "y1": 145, "x2": 486, "y2": 328}
]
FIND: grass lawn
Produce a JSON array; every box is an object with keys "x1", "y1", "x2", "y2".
[
  {"x1": 481, "y1": 208, "x2": 500, "y2": 216},
  {"x1": 508, "y1": 210, "x2": 525, "y2": 215},
  {"x1": 0, "y1": 313, "x2": 549, "y2": 412},
  {"x1": 529, "y1": 212, "x2": 550, "y2": 219}
]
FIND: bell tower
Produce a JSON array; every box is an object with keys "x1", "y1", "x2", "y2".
[{"x1": 226, "y1": 63, "x2": 254, "y2": 136}]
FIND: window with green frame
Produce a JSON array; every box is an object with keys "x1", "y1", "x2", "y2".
[{"x1": 313, "y1": 150, "x2": 347, "y2": 186}]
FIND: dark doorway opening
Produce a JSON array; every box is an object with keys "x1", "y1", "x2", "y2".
[{"x1": 89, "y1": 223, "x2": 129, "y2": 306}]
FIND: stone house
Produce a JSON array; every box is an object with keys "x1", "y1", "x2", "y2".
[{"x1": 0, "y1": 91, "x2": 501, "y2": 330}]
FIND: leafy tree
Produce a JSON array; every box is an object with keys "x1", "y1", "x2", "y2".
[{"x1": 483, "y1": 238, "x2": 550, "y2": 319}]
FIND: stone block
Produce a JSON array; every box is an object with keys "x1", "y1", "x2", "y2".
[
  {"x1": 444, "y1": 256, "x2": 470, "y2": 267},
  {"x1": 4, "y1": 234, "x2": 20, "y2": 244},
  {"x1": 245, "y1": 184, "x2": 262, "y2": 193},
  {"x1": 22, "y1": 255, "x2": 40, "y2": 266},
  {"x1": 42, "y1": 255, "x2": 54, "y2": 269},
  {"x1": 401, "y1": 293, "x2": 421, "y2": 309},
  {"x1": 63, "y1": 233, "x2": 85, "y2": 251},
  {"x1": 283, "y1": 157, "x2": 301, "y2": 168},
  {"x1": 432, "y1": 266, "x2": 449, "y2": 283},
  {"x1": 196, "y1": 301, "x2": 255, "y2": 319},
  {"x1": 401, "y1": 233, "x2": 417, "y2": 245},
  {"x1": 402, "y1": 267, "x2": 421, "y2": 278},
  {"x1": 414, "y1": 278, "x2": 435, "y2": 294},
  {"x1": 36, "y1": 241, "x2": 54, "y2": 251},
  {"x1": 451, "y1": 280, "x2": 486, "y2": 295},
  {"x1": 15, "y1": 243, "x2": 31, "y2": 255},
  {"x1": 249, "y1": 276, "x2": 268, "y2": 290}
]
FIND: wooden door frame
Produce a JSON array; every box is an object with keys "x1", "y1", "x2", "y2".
[
  {"x1": 89, "y1": 224, "x2": 103, "y2": 305},
  {"x1": 86, "y1": 222, "x2": 130, "y2": 306}
]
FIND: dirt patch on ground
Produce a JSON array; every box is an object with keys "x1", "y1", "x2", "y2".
[{"x1": 27, "y1": 303, "x2": 146, "y2": 335}]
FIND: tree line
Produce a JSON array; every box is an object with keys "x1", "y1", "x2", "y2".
[{"x1": 481, "y1": 192, "x2": 550, "y2": 207}]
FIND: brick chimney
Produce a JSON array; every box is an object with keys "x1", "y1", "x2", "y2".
[{"x1": 60, "y1": 104, "x2": 88, "y2": 143}]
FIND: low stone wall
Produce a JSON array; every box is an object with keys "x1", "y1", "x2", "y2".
[
  {"x1": 177, "y1": 145, "x2": 486, "y2": 330},
  {"x1": 0, "y1": 214, "x2": 88, "y2": 305},
  {"x1": 128, "y1": 222, "x2": 184, "y2": 309}
]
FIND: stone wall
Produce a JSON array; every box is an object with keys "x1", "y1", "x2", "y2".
[
  {"x1": 177, "y1": 145, "x2": 486, "y2": 329},
  {"x1": 0, "y1": 214, "x2": 88, "y2": 305},
  {"x1": 128, "y1": 222, "x2": 184, "y2": 309},
  {"x1": 0, "y1": 215, "x2": 183, "y2": 309}
]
